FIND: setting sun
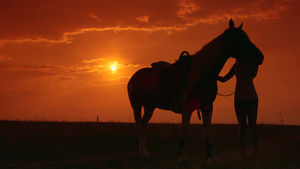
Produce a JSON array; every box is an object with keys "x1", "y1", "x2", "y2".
[{"x1": 111, "y1": 61, "x2": 118, "y2": 72}]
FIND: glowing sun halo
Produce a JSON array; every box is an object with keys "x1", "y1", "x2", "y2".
[
  {"x1": 111, "y1": 66, "x2": 116, "y2": 71},
  {"x1": 111, "y1": 61, "x2": 118, "y2": 72}
]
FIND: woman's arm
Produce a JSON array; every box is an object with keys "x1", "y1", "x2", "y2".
[{"x1": 217, "y1": 62, "x2": 236, "y2": 83}]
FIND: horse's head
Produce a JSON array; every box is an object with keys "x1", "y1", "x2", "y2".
[{"x1": 222, "y1": 19, "x2": 264, "y2": 65}]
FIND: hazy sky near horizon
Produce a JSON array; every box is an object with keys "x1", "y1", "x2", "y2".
[{"x1": 0, "y1": 0, "x2": 299, "y2": 125}]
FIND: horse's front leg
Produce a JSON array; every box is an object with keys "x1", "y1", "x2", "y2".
[
  {"x1": 177, "y1": 73, "x2": 196, "y2": 163},
  {"x1": 177, "y1": 110, "x2": 192, "y2": 163},
  {"x1": 201, "y1": 104, "x2": 219, "y2": 162}
]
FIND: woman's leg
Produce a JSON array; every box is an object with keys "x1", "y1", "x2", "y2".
[
  {"x1": 235, "y1": 105, "x2": 247, "y2": 158},
  {"x1": 246, "y1": 104, "x2": 259, "y2": 154}
]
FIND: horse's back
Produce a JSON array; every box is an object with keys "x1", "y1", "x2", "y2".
[{"x1": 151, "y1": 61, "x2": 171, "y2": 70}]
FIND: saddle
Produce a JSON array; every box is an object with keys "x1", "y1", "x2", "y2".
[
  {"x1": 145, "y1": 51, "x2": 191, "y2": 93},
  {"x1": 144, "y1": 52, "x2": 192, "y2": 113}
]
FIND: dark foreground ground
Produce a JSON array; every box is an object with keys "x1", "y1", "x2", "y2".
[{"x1": 0, "y1": 121, "x2": 299, "y2": 169}]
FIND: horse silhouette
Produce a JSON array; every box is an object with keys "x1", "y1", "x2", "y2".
[{"x1": 127, "y1": 19, "x2": 264, "y2": 162}]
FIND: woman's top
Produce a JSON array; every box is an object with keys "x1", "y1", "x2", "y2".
[
  {"x1": 234, "y1": 61, "x2": 258, "y2": 102},
  {"x1": 218, "y1": 60, "x2": 259, "y2": 102}
]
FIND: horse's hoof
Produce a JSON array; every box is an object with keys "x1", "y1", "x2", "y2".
[
  {"x1": 178, "y1": 155, "x2": 188, "y2": 165},
  {"x1": 140, "y1": 157, "x2": 149, "y2": 163},
  {"x1": 208, "y1": 156, "x2": 220, "y2": 163},
  {"x1": 140, "y1": 152, "x2": 150, "y2": 162},
  {"x1": 240, "y1": 154, "x2": 246, "y2": 160}
]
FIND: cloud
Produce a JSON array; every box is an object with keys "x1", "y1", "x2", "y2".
[
  {"x1": 136, "y1": 16, "x2": 149, "y2": 23},
  {"x1": 81, "y1": 58, "x2": 140, "y2": 73},
  {"x1": 175, "y1": 0, "x2": 294, "y2": 25},
  {"x1": 0, "y1": 58, "x2": 140, "y2": 93},
  {"x1": 82, "y1": 58, "x2": 104, "y2": 64},
  {"x1": 86, "y1": 76, "x2": 131, "y2": 87},
  {"x1": 177, "y1": 0, "x2": 201, "y2": 19},
  {"x1": 12, "y1": 59, "x2": 140, "y2": 75},
  {"x1": 0, "y1": 56, "x2": 140, "y2": 85},
  {"x1": 89, "y1": 13, "x2": 101, "y2": 23},
  {"x1": 0, "y1": 55, "x2": 11, "y2": 61},
  {"x1": 0, "y1": 0, "x2": 293, "y2": 44}
]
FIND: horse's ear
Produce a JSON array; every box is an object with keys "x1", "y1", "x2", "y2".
[
  {"x1": 238, "y1": 22, "x2": 243, "y2": 29},
  {"x1": 229, "y1": 19, "x2": 234, "y2": 29}
]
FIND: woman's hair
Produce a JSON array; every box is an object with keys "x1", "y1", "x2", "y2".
[{"x1": 246, "y1": 54, "x2": 264, "y2": 65}]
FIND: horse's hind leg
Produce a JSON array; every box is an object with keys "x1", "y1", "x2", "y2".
[
  {"x1": 132, "y1": 105, "x2": 145, "y2": 159},
  {"x1": 141, "y1": 106, "x2": 155, "y2": 146},
  {"x1": 133, "y1": 105, "x2": 154, "y2": 160}
]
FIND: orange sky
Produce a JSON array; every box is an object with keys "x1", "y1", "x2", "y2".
[{"x1": 0, "y1": 0, "x2": 299, "y2": 125}]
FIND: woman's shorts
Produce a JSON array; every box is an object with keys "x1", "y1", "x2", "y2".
[{"x1": 234, "y1": 98, "x2": 258, "y2": 108}]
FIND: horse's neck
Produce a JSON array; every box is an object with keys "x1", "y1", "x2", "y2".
[{"x1": 192, "y1": 36, "x2": 228, "y2": 77}]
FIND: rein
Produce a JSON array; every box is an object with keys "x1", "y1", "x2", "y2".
[{"x1": 217, "y1": 92, "x2": 235, "y2": 97}]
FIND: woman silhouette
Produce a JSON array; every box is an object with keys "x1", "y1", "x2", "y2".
[{"x1": 218, "y1": 57, "x2": 263, "y2": 158}]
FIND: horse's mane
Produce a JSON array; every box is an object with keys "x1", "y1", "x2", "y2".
[
  {"x1": 189, "y1": 30, "x2": 228, "y2": 73},
  {"x1": 193, "y1": 31, "x2": 225, "y2": 57}
]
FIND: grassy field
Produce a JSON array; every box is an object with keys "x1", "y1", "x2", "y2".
[{"x1": 0, "y1": 121, "x2": 299, "y2": 169}]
